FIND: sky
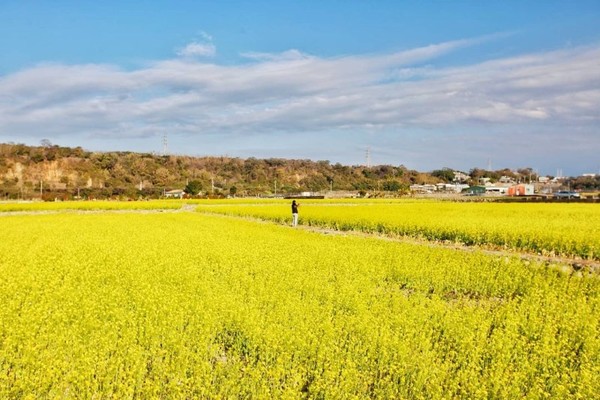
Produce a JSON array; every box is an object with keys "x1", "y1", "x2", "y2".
[{"x1": 1, "y1": 1, "x2": 599, "y2": 176}]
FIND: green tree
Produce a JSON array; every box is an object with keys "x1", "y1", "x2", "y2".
[
  {"x1": 184, "y1": 180, "x2": 203, "y2": 195},
  {"x1": 382, "y1": 180, "x2": 402, "y2": 191},
  {"x1": 431, "y1": 168, "x2": 455, "y2": 182}
]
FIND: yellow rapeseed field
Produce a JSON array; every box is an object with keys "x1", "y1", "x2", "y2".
[
  {"x1": 0, "y1": 200, "x2": 184, "y2": 213},
  {"x1": 0, "y1": 202, "x2": 598, "y2": 398},
  {"x1": 197, "y1": 199, "x2": 600, "y2": 259}
]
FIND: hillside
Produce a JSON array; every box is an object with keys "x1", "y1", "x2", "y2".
[
  {"x1": 3, "y1": 143, "x2": 597, "y2": 201},
  {"x1": 1, "y1": 143, "x2": 442, "y2": 200}
]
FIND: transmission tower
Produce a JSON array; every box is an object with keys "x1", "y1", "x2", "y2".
[
  {"x1": 366, "y1": 147, "x2": 371, "y2": 168},
  {"x1": 162, "y1": 134, "x2": 169, "y2": 156}
]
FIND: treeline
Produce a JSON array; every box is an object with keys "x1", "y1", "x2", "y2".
[
  {"x1": 0, "y1": 142, "x2": 425, "y2": 200},
  {"x1": 0, "y1": 142, "x2": 597, "y2": 200}
]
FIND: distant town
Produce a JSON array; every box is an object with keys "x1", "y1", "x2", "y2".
[{"x1": 409, "y1": 169, "x2": 598, "y2": 200}]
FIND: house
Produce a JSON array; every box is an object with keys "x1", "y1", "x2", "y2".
[
  {"x1": 410, "y1": 184, "x2": 437, "y2": 193},
  {"x1": 452, "y1": 184, "x2": 471, "y2": 193},
  {"x1": 437, "y1": 183, "x2": 470, "y2": 193},
  {"x1": 499, "y1": 176, "x2": 516, "y2": 184},
  {"x1": 165, "y1": 189, "x2": 185, "y2": 199},
  {"x1": 486, "y1": 186, "x2": 508, "y2": 195},
  {"x1": 453, "y1": 171, "x2": 470, "y2": 182},
  {"x1": 508, "y1": 184, "x2": 534, "y2": 196}
]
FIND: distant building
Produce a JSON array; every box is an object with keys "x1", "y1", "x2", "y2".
[
  {"x1": 438, "y1": 183, "x2": 470, "y2": 193},
  {"x1": 486, "y1": 186, "x2": 508, "y2": 195},
  {"x1": 453, "y1": 184, "x2": 471, "y2": 192},
  {"x1": 410, "y1": 184, "x2": 437, "y2": 193},
  {"x1": 165, "y1": 189, "x2": 185, "y2": 198},
  {"x1": 463, "y1": 186, "x2": 486, "y2": 196},
  {"x1": 499, "y1": 176, "x2": 516, "y2": 184},
  {"x1": 508, "y1": 184, "x2": 534, "y2": 196},
  {"x1": 453, "y1": 171, "x2": 470, "y2": 182}
]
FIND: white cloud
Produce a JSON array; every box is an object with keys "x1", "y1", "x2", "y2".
[
  {"x1": 177, "y1": 41, "x2": 216, "y2": 58},
  {"x1": 0, "y1": 37, "x2": 599, "y2": 173},
  {"x1": 241, "y1": 49, "x2": 313, "y2": 62}
]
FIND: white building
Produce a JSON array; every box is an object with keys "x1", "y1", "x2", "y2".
[
  {"x1": 165, "y1": 189, "x2": 185, "y2": 198},
  {"x1": 453, "y1": 171, "x2": 470, "y2": 182},
  {"x1": 486, "y1": 186, "x2": 509, "y2": 195}
]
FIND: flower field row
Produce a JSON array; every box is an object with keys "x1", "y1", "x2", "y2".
[
  {"x1": 0, "y1": 200, "x2": 186, "y2": 213},
  {"x1": 0, "y1": 211, "x2": 598, "y2": 398},
  {"x1": 197, "y1": 200, "x2": 600, "y2": 259}
]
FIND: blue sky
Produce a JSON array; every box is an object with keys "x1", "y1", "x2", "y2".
[{"x1": 1, "y1": 0, "x2": 599, "y2": 176}]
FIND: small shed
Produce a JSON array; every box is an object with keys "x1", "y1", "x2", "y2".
[
  {"x1": 463, "y1": 186, "x2": 486, "y2": 196},
  {"x1": 508, "y1": 184, "x2": 534, "y2": 196},
  {"x1": 165, "y1": 189, "x2": 185, "y2": 199}
]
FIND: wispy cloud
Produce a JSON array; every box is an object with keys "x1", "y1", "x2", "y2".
[
  {"x1": 176, "y1": 32, "x2": 216, "y2": 58},
  {"x1": 177, "y1": 41, "x2": 216, "y2": 58},
  {"x1": 0, "y1": 37, "x2": 598, "y2": 162},
  {"x1": 240, "y1": 49, "x2": 311, "y2": 62}
]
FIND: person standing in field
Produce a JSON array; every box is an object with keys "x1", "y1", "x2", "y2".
[{"x1": 291, "y1": 200, "x2": 300, "y2": 227}]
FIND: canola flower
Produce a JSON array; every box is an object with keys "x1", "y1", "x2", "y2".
[
  {"x1": 0, "y1": 199, "x2": 185, "y2": 213},
  {"x1": 0, "y1": 210, "x2": 598, "y2": 398},
  {"x1": 197, "y1": 200, "x2": 600, "y2": 259}
]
